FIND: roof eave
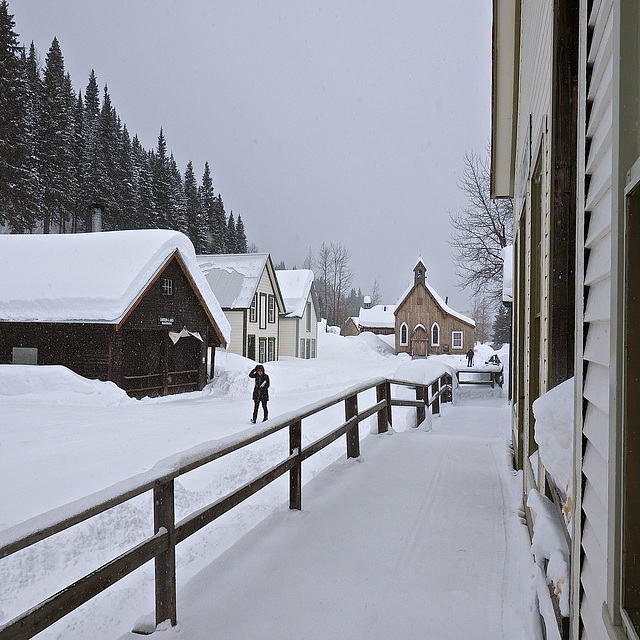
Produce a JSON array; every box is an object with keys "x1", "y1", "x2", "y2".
[{"x1": 490, "y1": 0, "x2": 520, "y2": 199}]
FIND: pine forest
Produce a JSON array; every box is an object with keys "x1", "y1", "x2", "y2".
[{"x1": 0, "y1": 1, "x2": 248, "y2": 253}]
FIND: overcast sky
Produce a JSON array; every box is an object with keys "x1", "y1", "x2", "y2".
[{"x1": 10, "y1": 0, "x2": 492, "y2": 314}]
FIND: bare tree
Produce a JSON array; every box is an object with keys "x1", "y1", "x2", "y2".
[
  {"x1": 370, "y1": 279, "x2": 381, "y2": 306},
  {"x1": 311, "y1": 242, "x2": 353, "y2": 327},
  {"x1": 469, "y1": 293, "x2": 496, "y2": 344},
  {"x1": 449, "y1": 150, "x2": 513, "y2": 302}
]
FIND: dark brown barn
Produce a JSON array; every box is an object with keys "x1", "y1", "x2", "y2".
[{"x1": 0, "y1": 230, "x2": 230, "y2": 398}]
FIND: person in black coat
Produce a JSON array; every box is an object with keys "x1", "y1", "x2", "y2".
[{"x1": 249, "y1": 364, "x2": 270, "y2": 423}]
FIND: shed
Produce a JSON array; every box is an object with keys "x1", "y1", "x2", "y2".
[{"x1": 0, "y1": 230, "x2": 230, "y2": 398}]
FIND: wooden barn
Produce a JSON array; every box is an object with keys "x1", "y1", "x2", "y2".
[
  {"x1": 0, "y1": 230, "x2": 231, "y2": 398},
  {"x1": 394, "y1": 259, "x2": 475, "y2": 357}
]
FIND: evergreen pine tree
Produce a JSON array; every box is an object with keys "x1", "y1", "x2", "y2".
[
  {"x1": 212, "y1": 194, "x2": 228, "y2": 252},
  {"x1": 96, "y1": 85, "x2": 118, "y2": 229},
  {"x1": 82, "y1": 70, "x2": 102, "y2": 229},
  {"x1": 40, "y1": 37, "x2": 74, "y2": 233},
  {"x1": 198, "y1": 162, "x2": 215, "y2": 252},
  {"x1": 235, "y1": 214, "x2": 248, "y2": 253},
  {"x1": 0, "y1": 2, "x2": 38, "y2": 230},
  {"x1": 70, "y1": 91, "x2": 85, "y2": 232},
  {"x1": 131, "y1": 136, "x2": 156, "y2": 228},
  {"x1": 152, "y1": 128, "x2": 172, "y2": 228},
  {"x1": 492, "y1": 304, "x2": 511, "y2": 347},
  {"x1": 117, "y1": 124, "x2": 137, "y2": 229},
  {"x1": 226, "y1": 211, "x2": 237, "y2": 253},
  {"x1": 184, "y1": 160, "x2": 205, "y2": 251}
]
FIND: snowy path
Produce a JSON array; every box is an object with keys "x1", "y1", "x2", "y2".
[{"x1": 119, "y1": 396, "x2": 540, "y2": 640}]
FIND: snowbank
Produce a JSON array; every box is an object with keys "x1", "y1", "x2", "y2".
[
  {"x1": 532, "y1": 377, "x2": 574, "y2": 523},
  {"x1": 0, "y1": 364, "x2": 130, "y2": 406}
]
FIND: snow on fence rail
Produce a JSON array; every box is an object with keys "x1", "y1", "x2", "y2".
[{"x1": 0, "y1": 372, "x2": 452, "y2": 640}]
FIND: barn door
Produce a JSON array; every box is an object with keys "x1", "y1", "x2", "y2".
[{"x1": 411, "y1": 326, "x2": 428, "y2": 358}]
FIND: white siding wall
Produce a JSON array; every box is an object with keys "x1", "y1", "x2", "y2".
[
  {"x1": 223, "y1": 310, "x2": 245, "y2": 357},
  {"x1": 577, "y1": 0, "x2": 614, "y2": 637},
  {"x1": 279, "y1": 317, "x2": 298, "y2": 358},
  {"x1": 246, "y1": 269, "x2": 280, "y2": 361}
]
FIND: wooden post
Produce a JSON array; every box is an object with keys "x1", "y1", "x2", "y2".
[
  {"x1": 154, "y1": 480, "x2": 176, "y2": 627},
  {"x1": 416, "y1": 386, "x2": 426, "y2": 425},
  {"x1": 376, "y1": 382, "x2": 388, "y2": 433},
  {"x1": 345, "y1": 394, "x2": 360, "y2": 458},
  {"x1": 289, "y1": 420, "x2": 302, "y2": 510},
  {"x1": 386, "y1": 381, "x2": 393, "y2": 429},
  {"x1": 431, "y1": 379, "x2": 440, "y2": 415},
  {"x1": 445, "y1": 374, "x2": 453, "y2": 403}
]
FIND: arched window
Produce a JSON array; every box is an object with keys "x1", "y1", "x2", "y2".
[
  {"x1": 400, "y1": 322, "x2": 408, "y2": 346},
  {"x1": 431, "y1": 322, "x2": 440, "y2": 346}
]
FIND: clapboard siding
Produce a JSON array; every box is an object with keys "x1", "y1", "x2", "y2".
[
  {"x1": 583, "y1": 442, "x2": 609, "y2": 521},
  {"x1": 579, "y1": 0, "x2": 614, "y2": 635},
  {"x1": 583, "y1": 320, "x2": 610, "y2": 366},
  {"x1": 583, "y1": 402, "x2": 610, "y2": 459},
  {"x1": 583, "y1": 277, "x2": 611, "y2": 323}
]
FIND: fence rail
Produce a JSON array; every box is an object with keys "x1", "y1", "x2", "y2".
[{"x1": 0, "y1": 372, "x2": 453, "y2": 640}]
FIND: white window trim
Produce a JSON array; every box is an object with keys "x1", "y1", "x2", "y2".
[
  {"x1": 400, "y1": 322, "x2": 409, "y2": 346},
  {"x1": 452, "y1": 331, "x2": 463, "y2": 349},
  {"x1": 431, "y1": 322, "x2": 440, "y2": 346}
]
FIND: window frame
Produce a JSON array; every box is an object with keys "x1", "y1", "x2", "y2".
[
  {"x1": 431, "y1": 322, "x2": 440, "y2": 346},
  {"x1": 259, "y1": 293, "x2": 267, "y2": 330},
  {"x1": 268, "y1": 295, "x2": 275, "y2": 324},
  {"x1": 400, "y1": 322, "x2": 409, "y2": 346},
  {"x1": 161, "y1": 278, "x2": 173, "y2": 296},
  {"x1": 452, "y1": 331, "x2": 463, "y2": 349},
  {"x1": 250, "y1": 295, "x2": 257, "y2": 323}
]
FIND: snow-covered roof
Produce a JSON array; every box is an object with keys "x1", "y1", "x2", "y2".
[
  {"x1": 197, "y1": 253, "x2": 274, "y2": 309},
  {"x1": 0, "y1": 230, "x2": 231, "y2": 345},
  {"x1": 276, "y1": 269, "x2": 315, "y2": 318},
  {"x1": 502, "y1": 245, "x2": 513, "y2": 303},
  {"x1": 357, "y1": 304, "x2": 396, "y2": 329},
  {"x1": 395, "y1": 281, "x2": 475, "y2": 327}
]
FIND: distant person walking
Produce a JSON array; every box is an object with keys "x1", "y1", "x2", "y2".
[
  {"x1": 249, "y1": 364, "x2": 270, "y2": 423},
  {"x1": 466, "y1": 348, "x2": 474, "y2": 367}
]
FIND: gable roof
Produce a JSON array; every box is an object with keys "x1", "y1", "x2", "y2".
[
  {"x1": 196, "y1": 253, "x2": 285, "y2": 312},
  {"x1": 276, "y1": 269, "x2": 319, "y2": 318},
  {"x1": 0, "y1": 229, "x2": 231, "y2": 345},
  {"x1": 395, "y1": 281, "x2": 475, "y2": 327},
  {"x1": 357, "y1": 304, "x2": 396, "y2": 329}
]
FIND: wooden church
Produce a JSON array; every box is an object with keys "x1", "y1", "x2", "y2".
[{"x1": 394, "y1": 259, "x2": 475, "y2": 357}]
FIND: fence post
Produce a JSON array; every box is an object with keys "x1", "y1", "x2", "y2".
[
  {"x1": 345, "y1": 394, "x2": 360, "y2": 458},
  {"x1": 446, "y1": 374, "x2": 453, "y2": 403},
  {"x1": 386, "y1": 381, "x2": 393, "y2": 429},
  {"x1": 289, "y1": 420, "x2": 302, "y2": 510},
  {"x1": 431, "y1": 378, "x2": 440, "y2": 416},
  {"x1": 416, "y1": 386, "x2": 426, "y2": 425},
  {"x1": 376, "y1": 382, "x2": 389, "y2": 433},
  {"x1": 154, "y1": 480, "x2": 177, "y2": 628}
]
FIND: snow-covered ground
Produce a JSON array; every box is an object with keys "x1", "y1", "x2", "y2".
[{"x1": 0, "y1": 332, "x2": 540, "y2": 639}]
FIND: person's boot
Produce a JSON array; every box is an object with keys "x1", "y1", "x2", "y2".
[{"x1": 263, "y1": 410, "x2": 268, "y2": 422}]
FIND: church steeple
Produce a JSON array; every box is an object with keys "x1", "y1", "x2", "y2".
[{"x1": 414, "y1": 259, "x2": 427, "y2": 286}]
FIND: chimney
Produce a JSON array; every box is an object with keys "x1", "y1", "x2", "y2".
[{"x1": 91, "y1": 204, "x2": 102, "y2": 232}]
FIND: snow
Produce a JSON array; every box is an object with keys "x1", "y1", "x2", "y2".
[
  {"x1": 0, "y1": 332, "x2": 543, "y2": 640},
  {"x1": 0, "y1": 230, "x2": 231, "y2": 345},
  {"x1": 356, "y1": 303, "x2": 396, "y2": 329},
  {"x1": 196, "y1": 253, "x2": 270, "y2": 309},
  {"x1": 274, "y1": 269, "x2": 314, "y2": 317},
  {"x1": 532, "y1": 377, "x2": 574, "y2": 524},
  {"x1": 503, "y1": 245, "x2": 513, "y2": 303}
]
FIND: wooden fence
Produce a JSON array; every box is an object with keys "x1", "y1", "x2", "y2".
[{"x1": 0, "y1": 372, "x2": 452, "y2": 640}]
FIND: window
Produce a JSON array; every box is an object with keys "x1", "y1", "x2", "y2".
[
  {"x1": 300, "y1": 339, "x2": 305, "y2": 358},
  {"x1": 258, "y1": 337, "x2": 266, "y2": 363},
  {"x1": 305, "y1": 339, "x2": 311, "y2": 359},
  {"x1": 400, "y1": 323, "x2": 408, "y2": 346},
  {"x1": 259, "y1": 293, "x2": 267, "y2": 329},
  {"x1": 12, "y1": 347, "x2": 37, "y2": 364},
  {"x1": 161, "y1": 278, "x2": 173, "y2": 296},
  {"x1": 267, "y1": 337, "x2": 276, "y2": 362},
  {"x1": 452, "y1": 331, "x2": 463, "y2": 349},
  {"x1": 431, "y1": 323, "x2": 440, "y2": 346},
  {"x1": 250, "y1": 295, "x2": 257, "y2": 323},
  {"x1": 306, "y1": 302, "x2": 312, "y2": 332},
  {"x1": 268, "y1": 295, "x2": 275, "y2": 323},
  {"x1": 311, "y1": 339, "x2": 316, "y2": 358},
  {"x1": 247, "y1": 335, "x2": 256, "y2": 361}
]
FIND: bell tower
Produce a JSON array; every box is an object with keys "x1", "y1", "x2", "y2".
[{"x1": 413, "y1": 259, "x2": 427, "y2": 286}]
